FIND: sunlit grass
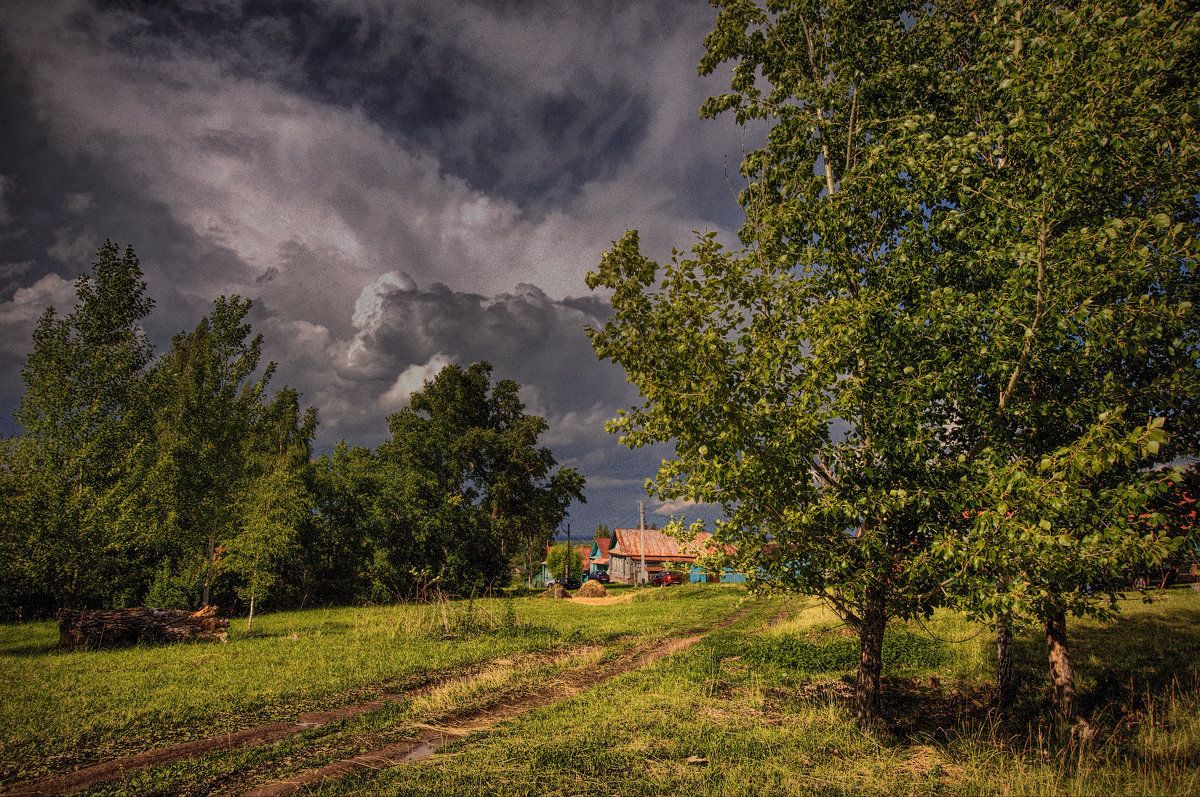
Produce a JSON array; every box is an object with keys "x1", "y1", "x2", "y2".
[
  {"x1": 312, "y1": 589, "x2": 1200, "y2": 797},
  {"x1": 0, "y1": 587, "x2": 749, "y2": 781},
  {"x1": 3, "y1": 587, "x2": 1196, "y2": 795}
]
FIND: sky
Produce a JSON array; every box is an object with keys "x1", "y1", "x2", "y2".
[{"x1": 0, "y1": 0, "x2": 762, "y2": 536}]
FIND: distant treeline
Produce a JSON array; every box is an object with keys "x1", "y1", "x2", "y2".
[{"x1": 0, "y1": 242, "x2": 584, "y2": 619}]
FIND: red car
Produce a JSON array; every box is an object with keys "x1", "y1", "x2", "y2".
[{"x1": 650, "y1": 571, "x2": 685, "y2": 586}]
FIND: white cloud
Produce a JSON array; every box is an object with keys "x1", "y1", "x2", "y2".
[
  {"x1": 352, "y1": 271, "x2": 417, "y2": 332},
  {"x1": 653, "y1": 498, "x2": 706, "y2": 517},
  {"x1": 380, "y1": 353, "x2": 453, "y2": 412}
]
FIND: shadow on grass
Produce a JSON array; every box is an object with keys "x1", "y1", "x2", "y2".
[
  {"x1": 0, "y1": 641, "x2": 61, "y2": 656},
  {"x1": 1069, "y1": 607, "x2": 1200, "y2": 714},
  {"x1": 875, "y1": 607, "x2": 1200, "y2": 752},
  {"x1": 775, "y1": 606, "x2": 1200, "y2": 748}
]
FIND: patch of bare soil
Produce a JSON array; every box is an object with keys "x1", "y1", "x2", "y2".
[{"x1": 568, "y1": 593, "x2": 633, "y2": 606}]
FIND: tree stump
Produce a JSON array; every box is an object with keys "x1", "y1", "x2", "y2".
[{"x1": 57, "y1": 606, "x2": 229, "y2": 650}]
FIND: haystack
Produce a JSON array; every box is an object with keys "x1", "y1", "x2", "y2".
[
  {"x1": 540, "y1": 583, "x2": 571, "y2": 599},
  {"x1": 577, "y1": 580, "x2": 609, "y2": 598}
]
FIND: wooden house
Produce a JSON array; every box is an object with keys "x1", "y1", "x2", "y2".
[{"x1": 606, "y1": 527, "x2": 715, "y2": 584}]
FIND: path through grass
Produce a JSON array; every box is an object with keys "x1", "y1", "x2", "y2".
[{"x1": 2, "y1": 586, "x2": 1198, "y2": 795}]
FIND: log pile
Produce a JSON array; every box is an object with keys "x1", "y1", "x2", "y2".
[{"x1": 57, "y1": 606, "x2": 229, "y2": 650}]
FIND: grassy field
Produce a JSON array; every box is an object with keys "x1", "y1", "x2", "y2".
[{"x1": 1, "y1": 585, "x2": 1197, "y2": 795}]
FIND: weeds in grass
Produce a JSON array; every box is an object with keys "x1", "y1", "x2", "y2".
[
  {"x1": 0, "y1": 587, "x2": 748, "y2": 786},
  {"x1": 3, "y1": 588, "x2": 1197, "y2": 796}
]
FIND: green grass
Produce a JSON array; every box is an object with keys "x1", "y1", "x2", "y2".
[
  {"x1": 0, "y1": 586, "x2": 750, "y2": 783},
  {"x1": 310, "y1": 590, "x2": 1200, "y2": 797},
  {"x1": 2, "y1": 586, "x2": 1197, "y2": 796}
]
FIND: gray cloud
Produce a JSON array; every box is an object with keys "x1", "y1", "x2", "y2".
[{"x1": 0, "y1": 0, "x2": 743, "y2": 532}]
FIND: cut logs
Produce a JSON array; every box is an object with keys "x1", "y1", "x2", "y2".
[{"x1": 57, "y1": 606, "x2": 229, "y2": 650}]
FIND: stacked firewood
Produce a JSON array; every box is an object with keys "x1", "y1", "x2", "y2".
[{"x1": 57, "y1": 605, "x2": 229, "y2": 650}]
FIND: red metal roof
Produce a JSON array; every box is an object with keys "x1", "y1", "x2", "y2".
[
  {"x1": 609, "y1": 528, "x2": 714, "y2": 562},
  {"x1": 590, "y1": 537, "x2": 611, "y2": 565}
]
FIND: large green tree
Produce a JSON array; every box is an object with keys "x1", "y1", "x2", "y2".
[
  {"x1": 545, "y1": 543, "x2": 584, "y2": 581},
  {"x1": 143, "y1": 296, "x2": 316, "y2": 608},
  {"x1": 8, "y1": 241, "x2": 156, "y2": 609},
  {"x1": 226, "y1": 388, "x2": 316, "y2": 629},
  {"x1": 587, "y1": 0, "x2": 1197, "y2": 726},
  {"x1": 378, "y1": 362, "x2": 585, "y2": 597},
  {"x1": 908, "y1": 0, "x2": 1200, "y2": 720}
]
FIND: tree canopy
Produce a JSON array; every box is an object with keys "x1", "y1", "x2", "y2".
[
  {"x1": 587, "y1": 0, "x2": 1198, "y2": 726},
  {"x1": 377, "y1": 362, "x2": 585, "y2": 596},
  {"x1": 3, "y1": 245, "x2": 584, "y2": 617},
  {"x1": 545, "y1": 543, "x2": 584, "y2": 581}
]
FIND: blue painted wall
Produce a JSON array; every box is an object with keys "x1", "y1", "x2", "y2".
[{"x1": 689, "y1": 566, "x2": 747, "y2": 584}]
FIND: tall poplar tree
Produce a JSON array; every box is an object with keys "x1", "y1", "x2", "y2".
[
  {"x1": 145, "y1": 296, "x2": 316, "y2": 608},
  {"x1": 11, "y1": 241, "x2": 155, "y2": 608}
]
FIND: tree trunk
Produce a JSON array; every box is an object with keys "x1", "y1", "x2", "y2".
[
  {"x1": 246, "y1": 594, "x2": 255, "y2": 632},
  {"x1": 855, "y1": 606, "x2": 887, "y2": 728},
  {"x1": 202, "y1": 535, "x2": 215, "y2": 607},
  {"x1": 1046, "y1": 609, "x2": 1078, "y2": 720},
  {"x1": 996, "y1": 616, "x2": 1017, "y2": 706}
]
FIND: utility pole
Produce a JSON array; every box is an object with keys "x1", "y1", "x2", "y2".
[
  {"x1": 639, "y1": 501, "x2": 647, "y2": 586},
  {"x1": 566, "y1": 523, "x2": 571, "y2": 580}
]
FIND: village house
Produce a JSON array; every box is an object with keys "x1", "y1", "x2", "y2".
[
  {"x1": 605, "y1": 527, "x2": 716, "y2": 584},
  {"x1": 587, "y1": 536, "x2": 611, "y2": 577}
]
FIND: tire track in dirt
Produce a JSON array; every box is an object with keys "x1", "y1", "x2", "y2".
[
  {"x1": 0, "y1": 651, "x2": 576, "y2": 797},
  {"x1": 3, "y1": 604, "x2": 762, "y2": 797},
  {"x1": 238, "y1": 605, "x2": 759, "y2": 797}
]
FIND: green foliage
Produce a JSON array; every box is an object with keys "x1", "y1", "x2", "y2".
[
  {"x1": 377, "y1": 362, "x2": 585, "y2": 596},
  {"x1": 1, "y1": 243, "x2": 318, "y2": 615},
  {"x1": 586, "y1": 0, "x2": 1198, "y2": 722},
  {"x1": 5, "y1": 241, "x2": 156, "y2": 610},
  {"x1": 283, "y1": 443, "x2": 380, "y2": 606},
  {"x1": 138, "y1": 297, "x2": 317, "y2": 610},
  {"x1": 545, "y1": 543, "x2": 583, "y2": 580},
  {"x1": 3, "y1": 247, "x2": 585, "y2": 618}
]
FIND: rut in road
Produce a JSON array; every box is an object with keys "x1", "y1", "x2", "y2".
[
  {"x1": 0, "y1": 650, "x2": 580, "y2": 797},
  {"x1": 3, "y1": 604, "x2": 758, "y2": 797},
  {"x1": 239, "y1": 607, "x2": 755, "y2": 797}
]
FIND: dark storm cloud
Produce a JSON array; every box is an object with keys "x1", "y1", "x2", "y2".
[
  {"x1": 0, "y1": 0, "x2": 745, "y2": 530},
  {"x1": 340, "y1": 275, "x2": 629, "y2": 425},
  {"x1": 78, "y1": 0, "x2": 660, "y2": 208},
  {"x1": 275, "y1": 272, "x2": 720, "y2": 532}
]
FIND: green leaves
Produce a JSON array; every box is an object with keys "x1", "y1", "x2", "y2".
[
  {"x1": 587, "y1": 0, "x2": 1199, "y2": 710},
  {"x1": 9, "y1": 241, "x2": 156, "y2": 609},
  {"x1": 378, "y1": 362, "x2": 584, "y2": 596}
]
